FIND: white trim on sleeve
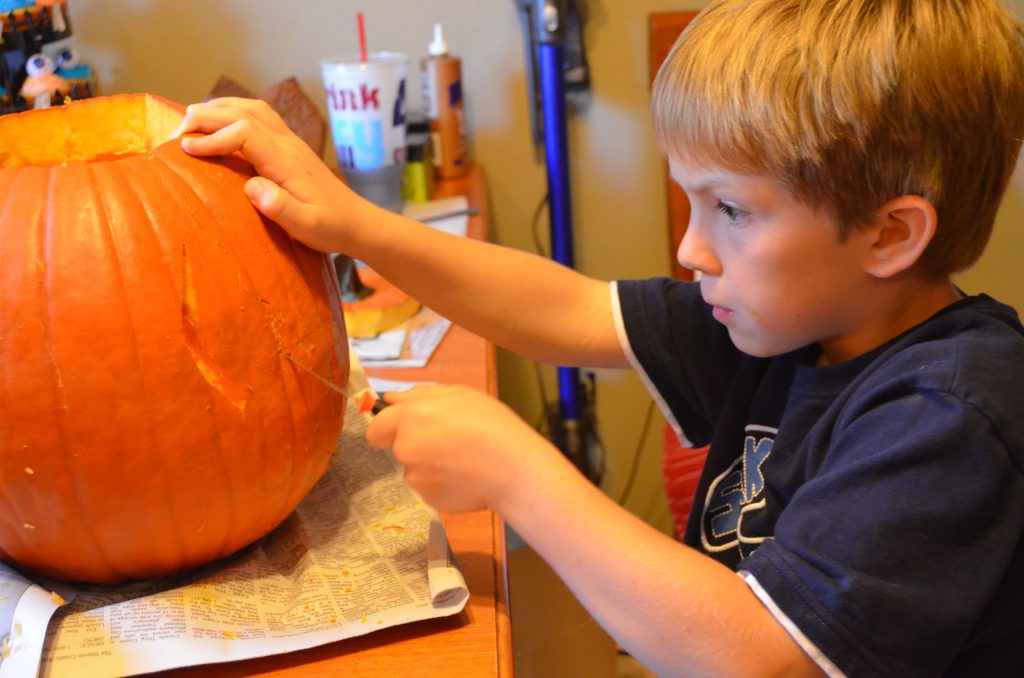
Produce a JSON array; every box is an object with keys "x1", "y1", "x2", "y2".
[
  {"x1": 610, "y1": 281, "x2": 693, "y2": 447},
  {"x1": 739, "y1": 570, "x2": 847, "y2": 678}
]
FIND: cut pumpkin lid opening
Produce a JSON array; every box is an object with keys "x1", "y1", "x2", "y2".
[{"x1": 0, "y1": 93, "x2": 184, "y2": 168}]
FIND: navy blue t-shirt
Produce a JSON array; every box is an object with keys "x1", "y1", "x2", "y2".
[{"x1": 616, "y1": 278, "x2": 1024, "y2": 677}]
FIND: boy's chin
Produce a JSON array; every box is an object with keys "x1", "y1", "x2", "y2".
[{"x1": 727, "y1": 331, "x2": 795, "y2": 359}]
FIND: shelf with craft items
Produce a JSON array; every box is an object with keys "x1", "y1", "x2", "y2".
[{"x1": 1, "y1": 0, "x2": 98, "y2": 114}]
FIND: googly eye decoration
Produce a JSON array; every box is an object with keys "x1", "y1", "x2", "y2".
[
  {"x1": 26, "y1": 53, "x2": 57, "y2": 78},
  {"x1": 57, "y1": 47, "x2": 80, "y2": 69}
]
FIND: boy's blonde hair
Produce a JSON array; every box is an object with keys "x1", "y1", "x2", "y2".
[{"x1": 652, "y1": 0, "x2": 1024, "y2": 277}]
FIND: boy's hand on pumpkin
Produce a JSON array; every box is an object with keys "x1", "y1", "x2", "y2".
[
  {"x1": 172, "y1": 97, "x2": 374, "y2": 253},
  {"x1": 366, "y1": 385, "x2": 554, "y2": 515}
]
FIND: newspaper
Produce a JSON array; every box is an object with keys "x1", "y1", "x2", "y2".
[
  {"x1": 0, "y1": 399, "x2": 468, "y2": 678},
  {"x1": 351, "y1": 308, "x2": 453, "y2": 368}
]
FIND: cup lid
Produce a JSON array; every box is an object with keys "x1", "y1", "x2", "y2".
[{"x1": 321, "y1": 51, "x2": 408, "y2": 70}]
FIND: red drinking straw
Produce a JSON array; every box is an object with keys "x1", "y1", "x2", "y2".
[{"x1": 357, "y1": 12, "x2": 368, "y2": 63}]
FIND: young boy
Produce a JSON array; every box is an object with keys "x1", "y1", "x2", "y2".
[{"x1": 172, "y1": 0, "x2": 1024, "y2": 674}]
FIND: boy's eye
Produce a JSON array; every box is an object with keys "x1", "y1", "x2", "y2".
[{"x1": 715, "y1": 200, "x2": 744, "y2": 222}]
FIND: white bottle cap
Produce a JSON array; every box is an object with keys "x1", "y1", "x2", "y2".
[{"x1": 428, "y1": 23, "x2": 449, "y2": 56}]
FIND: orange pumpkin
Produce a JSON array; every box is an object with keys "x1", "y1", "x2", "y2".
[
  {"x1": 342, "y1": 268, "x2": 421, "y2": 338},
  {"x1": 0, "y1": 94, "x2": 348, "y2": 584}
]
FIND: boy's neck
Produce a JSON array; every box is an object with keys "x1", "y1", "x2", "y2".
[{"x1": 817, "y1": 278, "x2": 962, "y2": 366}]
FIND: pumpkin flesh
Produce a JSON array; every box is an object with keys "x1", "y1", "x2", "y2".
[
  {"x1": 0, "y1": 94, "x2": 348, "y2": 584},
  {"x1": 342, "y1": 268, "x2": 421, "y2": 338}
]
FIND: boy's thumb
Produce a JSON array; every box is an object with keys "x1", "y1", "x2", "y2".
[
  {"x1": 243, "y1": 176, "x2": 328, "y2": 251},
  {"x1": 244, "y1": 177, "x2": 287, "y2": 219}
]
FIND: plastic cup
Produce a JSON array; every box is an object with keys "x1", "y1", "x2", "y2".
[{"x1": 321, "y1": 52, "x2": 408, "y2": 212}]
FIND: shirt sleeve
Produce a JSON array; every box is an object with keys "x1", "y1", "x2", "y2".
[
  {"x1": 614, "y1": 278, "x2": 740, "y2": 446},
  {"x1": 738, "y1": 388, "x2": 1024, "y2": 678}
]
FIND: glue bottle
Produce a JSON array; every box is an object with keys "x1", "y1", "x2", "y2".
[{"x1": 420, "y1": 23, "x2": 468, "y2": 179}]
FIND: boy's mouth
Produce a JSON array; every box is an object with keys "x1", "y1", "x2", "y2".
[{"x1": 711, "y1": 305, "x2": 735, "y2": 322}]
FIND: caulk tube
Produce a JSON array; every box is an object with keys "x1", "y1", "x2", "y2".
[{"x1": 420, "y1": 23, "x2": 468, "y2": 179}]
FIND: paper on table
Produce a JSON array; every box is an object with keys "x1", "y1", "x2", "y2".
[
  {"x1": 0, "y1": 386, "x2": 467, "y2": 678},
  {"x1": 0, "y1": 573, "x2": 73, "y2": 678},
  {"x1": 351, "y1": 308, "x2": 452, "y2": 369},
  {"x1": 402, "y1": 196, "x2": 470, "y2": 237}
]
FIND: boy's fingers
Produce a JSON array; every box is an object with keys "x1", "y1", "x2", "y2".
[
  {"x1": 173, "y1": 108, "x2": 277, "y2": 153},
  {"x1": 169, "y1": 105, "x2": 245, "y2": 140},
  {"x1": 385, "y1": 385, "x2": 460, "y2": 404},
  {"x1": 365, "y1": 408, "x2": 398, "y2": 449},
  {"x1": 178, "y1": 118, "x2": 252, "y2": 156},
  {"x1": 193, "y1": 98, "x2": 291, "y2": 132},
  {"x1": 170, "y1": 99, "x2": 286, "y2": 139},
  {"x1": 383, "y1": 388, "x2": 426, "y2": 404},
  {"x1": 180, "y1": 120, "x2": 292, "y2": 181},
  {"x1": 182, "y1": 119, "x2": 264, "y2": 157}
]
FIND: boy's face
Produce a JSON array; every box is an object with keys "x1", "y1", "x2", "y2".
[{"x1": 670, "y1": 157, "x2": 879, "y2": 362}]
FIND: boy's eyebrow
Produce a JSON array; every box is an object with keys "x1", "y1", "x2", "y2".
[
  {"x1": 669, "y1": 164, "x2": 749, "y2": 194},
  {"x1": 670, "y1": 165, "x2": 771, "y2": 195},
  {"x1": 672, "y1": 174, "x2": 783, "y2": 211},
  {"x1": 675, "y1": 176, "x2": 746, "y2": 195},
  {"x1": 684, "y1": 180, "x2": 721, "y2": 194}
]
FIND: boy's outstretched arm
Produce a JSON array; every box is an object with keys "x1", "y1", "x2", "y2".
[
  {"x1": 172, "y1": 98, "x2": 628, "y2": 369},
  {"x1": 369, "y1": 386, "x2": 824, "y2": 678}
]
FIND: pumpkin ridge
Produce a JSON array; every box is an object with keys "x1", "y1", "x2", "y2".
[
  {"x1": 0, "y1": 167, "x2": 69, "y2": 576},
  {"x1": 279, "y1": 237, "x2": 348, "y2": 506},
  {"x1": 138, "y1": 152, "x2": 273, "y2": 559},
  {"x1": 0, "y1": 443, "x2": 37, "y2": 569},
  {"x1": 288, "y1": 237, "x2": 347, "y2": 390},
  {"x1": 253, "y1": 245, "x2": 345, "y2": 530},
  {"x1": 152, "y1": 148, "x2": 347, "y2": 533},
  {"x1": 0, "y1": 168, "x2": 74, "y2": 573},
  {"x1": 272, "y1": 238, "x2": 352, "y2": 521},
  {"x1": 180, "y1": 243, "x2": 249, "y2": 412},
  {"x1": 149, "y1": 148, "x2": 301, "y2": 540},
  {"x1": 43, "y1": 163, "x2": 128, "y2": 581},
  {"x1": 117, "y1": 156, "x2": 241, "y2": 564},
  {"x1": 91, "y1": 159, "x2": 214, "y2": 575}
]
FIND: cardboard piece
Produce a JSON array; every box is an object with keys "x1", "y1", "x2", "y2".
[{"x1": 207, "y1": 75, "x2": 326, "y2": 155}]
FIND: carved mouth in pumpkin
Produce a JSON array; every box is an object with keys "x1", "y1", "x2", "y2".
[{"x1": 0, "y1": 93, "x2": 183, "y2": 167}]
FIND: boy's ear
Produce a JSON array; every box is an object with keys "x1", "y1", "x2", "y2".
[{"x1": 862, "y1": 195, "x2": 938, "y2": 279}]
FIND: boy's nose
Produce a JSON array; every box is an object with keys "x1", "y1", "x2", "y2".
[{"x1": 676, "y1": 223, "x2": 721, "y2": 277}]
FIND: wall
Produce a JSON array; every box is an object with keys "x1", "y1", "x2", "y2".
[
  {"x1": 959, "y1": 165, "x2": 1024, "y2": 309},
  {"x1": 67, "y1": 0, "x2": 1023, "y2": 541},
  {"x1": 959, "y1": 0, "x2": 1024, "y2": 312}
]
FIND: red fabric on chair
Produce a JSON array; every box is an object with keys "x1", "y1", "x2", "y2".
[{"x1": 662, "y1": 424, "x2": 709, "y2": 541}]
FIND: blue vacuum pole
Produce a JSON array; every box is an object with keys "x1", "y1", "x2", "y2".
[{"x1": 532, "y1": 0, "x2": 584, "y2": 463}]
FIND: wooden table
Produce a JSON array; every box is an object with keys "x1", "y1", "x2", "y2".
[{"x1": 162, "y1": 166, "x2": 512, "y2": 677}]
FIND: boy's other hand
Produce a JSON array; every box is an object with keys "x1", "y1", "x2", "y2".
[
  {"x1": 366, "y1": 385, "x2": 553, "y2": 515},
  {"x1": 170, "y1": 97, "x2": 373, "y2": 254}
]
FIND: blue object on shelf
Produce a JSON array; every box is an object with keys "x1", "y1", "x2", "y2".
[{"x1": 517, "y1": 0, "x2": 600, "y2": 484}]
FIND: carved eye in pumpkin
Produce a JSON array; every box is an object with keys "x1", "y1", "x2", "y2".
[
  {"x1": 26, "y1": 53, "x2": 56, "y2": 78},
  {"x1": 56, "y1": 46, "x2": 80, "y2": 69}
]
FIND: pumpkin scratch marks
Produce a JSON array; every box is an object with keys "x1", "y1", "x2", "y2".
[
  {"x1": 181, "y1": 244, "x2": 248, "y2": 412},
  {"x1": 281, "y1": 352, "x2": 349, "y2": 397}
]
